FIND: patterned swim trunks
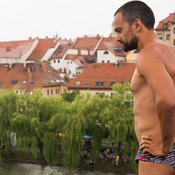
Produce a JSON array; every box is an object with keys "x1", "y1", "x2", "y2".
[{"x1": 135, "y1": 143, "x2": 175, "y2": 170}]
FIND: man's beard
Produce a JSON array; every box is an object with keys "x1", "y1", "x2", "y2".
[{"x1": 120, "y1": 35, "x2": 138, "y2": 52}]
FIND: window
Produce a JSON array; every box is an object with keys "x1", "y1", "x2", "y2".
[
  {"x1": 57, "y1": 89, "x2": 59, "y2": 94},
  {"x1": 110, "y1": 82, "x2": 115, "y2": 86},
  {"x1": 166, "y1": 34, "x2": 170, "y2": 40},
  {"x1": 47, "y1": 90, "x2": 49, "y2": 96},
  {"x1": 157, "y1": 33, "x2": 163, "y2": 40},
  {"x1": 96, "y1": 82, "x2": 100, "y2": 86},
  {"x1": 114, "y1": 48, "x2": 122, "y2": 53},
  {"x1": 102, "y1": 60, "x2": 104, "y2": 63},
  {"x1": 104, "y1": 51, "x2": 109, "y2": 54},
  {"x1": 51, "y1": 89, "x2": 53, "y2": 95},
  {"x1": 86, "y1": 81, "x2": 90, "y2": 86},
  {"x1": 76, "y1": 81, "x2": 80, "y2": 86},
  {"x1": 11, "y1": 80, "x2": 18, "y2": 84},
  {"x1": 58, "y1": 59, "x2": 60, "y2": 63},
  {"x1": 56, "y1": 89, "x2": 58, "y2": 94},
  {"x1": 100, "y1": 82, "x2": 104, "y2": 86},
  {"x1": 133, "y1": 50, "x2": 138, "y2": 54},
  {"x1": 54, "y1": 60, "x2": 56, "y2": 63},
  {"x1": 95, "y1": 82, "x2": 104, "y2": 86},
  {"x1": 111, "y1": 93, "x2": 115, "y2": 97},
  {"x1": 107, "y1": 60, "x2": 110, "y2": 63},
  {"x1": 163, "y1": 23, "x2": 167, "y2": 28},
  {"x1": 22, "y1": 80, "x2": 26, "y2": 84}
]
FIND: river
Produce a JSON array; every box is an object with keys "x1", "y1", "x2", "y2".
[{"x1": 0, "y1": 162, "x2": 134, "y2": 175}]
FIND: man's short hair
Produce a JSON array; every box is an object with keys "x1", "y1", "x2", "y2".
[{"x1": 114, "y1": 1, "x2": 155, "y2": 29}]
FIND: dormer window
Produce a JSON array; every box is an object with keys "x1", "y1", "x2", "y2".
[
  {"x1": 163, "y1": 23, "x2": 167, "y2": 29},
  {"x1": 104, "y1": 51, "x2": 109, "y2": 54},
  {"x1": 76, "y1": 81, "x2": 80, "y2": 86},
  {"x1": 85, "y1": 81, "x2": 90, "y2": 86},
  {"x1": 11, "y1": 80, "x2": 18, "y2": 84}
]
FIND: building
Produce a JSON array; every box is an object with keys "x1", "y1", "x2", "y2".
[
  {"x1": 49, "y1": 39, "x2": 73, "y2": 77},
  {"x1": 0, "y1": 39, "x2": 38, "y2": 64},
  {"x1": 67, "y1": 62, "x2": 135, "y2": 96},
  {"x1": 96, "y1": 36, "x2": 126, "y2": 63},
  {"x1": 155, "y1": 12, "x2": 175, "y2": 47},
  {"x1": 0, "y1": 61, "x2": 66, "y2": 97}
]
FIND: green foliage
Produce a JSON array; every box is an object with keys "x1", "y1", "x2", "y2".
[
  {"x1": 0, "y1": 83, "x2": 138, "y2": 173},
  {"x1": 61, "y1": 90, "x2": 80, "y2": 103},
  {"x1": 43, "y1": 132, "x2": 58, "y2": 166}
]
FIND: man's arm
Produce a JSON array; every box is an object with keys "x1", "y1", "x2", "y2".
[{"x1": 136, "y1": 49, "x2": 175, "y2": 156}]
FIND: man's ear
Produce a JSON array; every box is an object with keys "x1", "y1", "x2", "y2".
[{"x1": 132, "y1": 19, "x2": 142, "y2": 32}]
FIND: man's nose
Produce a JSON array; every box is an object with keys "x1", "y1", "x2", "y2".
[{"x1": 116, "y1": 34, "x2": 122, "y2": 42}]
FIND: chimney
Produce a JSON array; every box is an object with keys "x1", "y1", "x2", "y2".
[
  {"x1": 6, "y1": 45, "x2": 11, "y2": 51},
  {"x1": 96, "y1": 34, "x2": 100, "y2": 38},
  {"x1": 28, "y1": 37, "x2": 32, "y2": 40},
  {"x1": 78, "y1": 48, "x2": 81, "y2": 55},
  {"x1": 28, "y1": 68, "x2": 32, "y2": 82},
  {"x1": 41, "y1": 61, "x2": 47, "y2": 72},
  {"x1": 88, "y1": 48, "x2": 90, "y2": 56}
]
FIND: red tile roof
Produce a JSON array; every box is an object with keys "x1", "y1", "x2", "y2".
[
  {"x1": 72, "y1": 35, "x2": 102, "y2": 50},
  {"x1": 155, "y1": 13, "x2": 175, "y2": 30},
  {"x1": 0, "y1": 63, "x2": 64, "y2": 91},
  {"x1": 49, "y1": 39, "x2": 73, "y2": 61},
  {"x1": 97, "y1": 37, "x2": 125, "y2": 56},
  {"x1": 27, "y1": 38, "x2": 58, "y2": 61},
  {"x1": 0, "y1": 40, "x2": 35, "y2": 58},
  {"x1": 67, "y1": 62, "x2": 135, "y2": 90}
]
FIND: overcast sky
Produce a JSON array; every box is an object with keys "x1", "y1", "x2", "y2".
[{"x1": 0, "y1": 0, "x2": 174, "y2": 41}]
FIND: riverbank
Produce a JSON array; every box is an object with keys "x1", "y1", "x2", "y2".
[{"x1": 1, "y1": 149, "x2": 136, "y2": 174}]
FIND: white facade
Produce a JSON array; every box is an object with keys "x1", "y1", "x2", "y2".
[
  {"x1": 65, "y1": 59, "x2": 80, "y2": 78},
  {"x1": 68, "y1": 89, "x2": 116, "y2": 97},
  {"x1": 97, "y1": 50, "x2": 125, "y2": 63}
]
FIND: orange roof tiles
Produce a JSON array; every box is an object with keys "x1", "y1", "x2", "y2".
[
  {"x1": 97, "y1": 37, "x2": 125, "y2": 57},
  {"x1": 49, "y1": 39, "x2": 73, "y2": 61},
  {"x1": 155, "y1": 13, "x2": 175, "y2": 30},
  {"x1": 67, "y1": 62, "x2": 135, "y2": 90},
  {"x1": 27, "y1": 38, "x2": 58, "y2": 61},
  {"x1": 0, "y1": 63, "x2": 64, "y2": 91},
  {"x1": 72, "y1": 35, "x2": 102, "y2": 50},
  {"x1": 0, "y1": 40, "x2": 35, "y2": 58}
]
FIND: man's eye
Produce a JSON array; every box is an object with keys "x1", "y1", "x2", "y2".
[{"x1": 115, "y1": 29, "x2": 121, "y2": 33}]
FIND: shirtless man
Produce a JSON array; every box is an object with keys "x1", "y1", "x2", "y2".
[{"x1": 113, "y1": 1, "x2": 175, "y2": 174}]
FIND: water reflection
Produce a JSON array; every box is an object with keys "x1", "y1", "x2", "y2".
[{"x1": 0, "y1": 162, "x2": 117, "y2": 175}]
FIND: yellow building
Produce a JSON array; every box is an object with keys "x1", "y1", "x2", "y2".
[{"x1": 155, "y1": 13, "x2": 175, "y2": 48}]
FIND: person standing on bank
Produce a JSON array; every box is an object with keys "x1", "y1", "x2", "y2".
[{"x1": 113, "y1": 1, "x2": 175, "y2": 175}]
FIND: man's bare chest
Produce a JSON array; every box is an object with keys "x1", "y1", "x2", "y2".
[{"x1": 130, "y1": 68, "x2": 146, "y2": 95}]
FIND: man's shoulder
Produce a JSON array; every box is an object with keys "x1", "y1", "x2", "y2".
[{"x1": 136, "y1": 44, "x2": 166, "y2": 63}]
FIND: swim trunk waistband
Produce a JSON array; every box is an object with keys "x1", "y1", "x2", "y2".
[{"x1": 135, "y1": 143, "x2": 175, "y2": 170}]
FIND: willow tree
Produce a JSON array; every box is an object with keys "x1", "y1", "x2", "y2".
[
  {"x1": 0, "y1": 89, "x2": 19, "y2": 158},
  {"x1": 10, "y1": 89, "x2": 43, "y2": 159},
  {"x1": 62, "y1": 92, "x2": 108, "y2": 169},
  {"x1": 103, "y1": 82, "x2": 138, "y2": 171}
]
